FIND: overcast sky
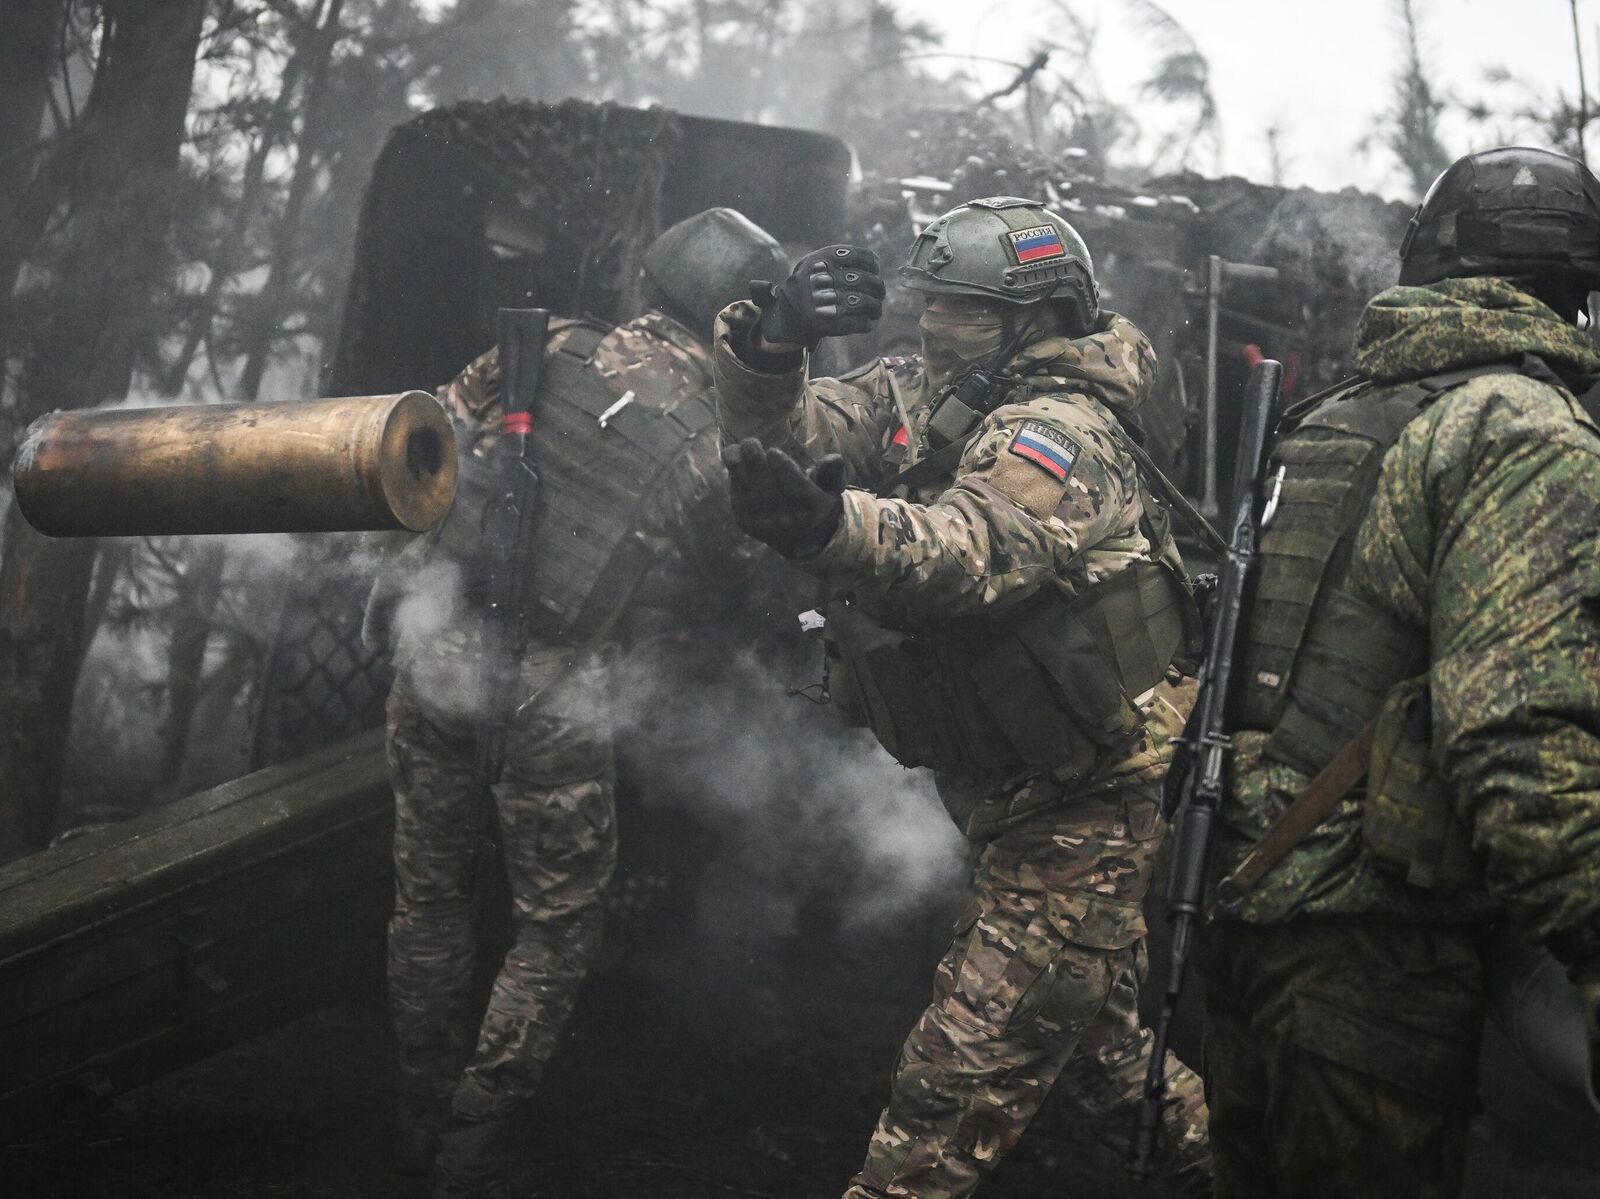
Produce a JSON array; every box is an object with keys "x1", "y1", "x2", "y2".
[{"x1": 912, "y1": 0, "x2": 1589, "y2": 199}]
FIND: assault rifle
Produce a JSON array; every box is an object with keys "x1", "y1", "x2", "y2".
[
  {"x1": 470, "y1": 308, "x2": 550, "y2": 879},
  {"x1": 1130, "y1": 358, "x2": 1282, "y2": 1179}
]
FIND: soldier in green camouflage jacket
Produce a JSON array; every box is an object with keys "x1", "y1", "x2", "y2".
[
  {"x1": 1198, "y1": 148, "x2": 1600, "y2": 1198},
  {"x1": 715, "y1": 198, "x2": 1209, "y2": 1199},
  {"x1": 364, "y1": 210, "x2": 789, "y2": 1199}
]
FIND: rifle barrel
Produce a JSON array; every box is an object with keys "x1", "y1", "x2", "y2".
[{"x1": 1130, "y1": 359, "x2": 1282, "y2": 1180}]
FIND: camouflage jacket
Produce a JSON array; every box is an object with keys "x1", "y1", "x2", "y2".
[
  {"x1": 1210, "y1": 278, "x2": 1600, "y2": 972},
  {"x1": 712, "y1": 299, "x2": 1192, "y2": 828},
  {"x1": 369, "y1": 310, "x2": 771, "y2": 677}
]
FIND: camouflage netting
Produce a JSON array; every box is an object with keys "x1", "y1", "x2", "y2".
[
  {"x1": 256, "y1": 103, "x2": 688, "y2": 767},
  {"x1": 406, "y1": 97, "x2": 683, "y2": 321},
  {"x1": 260, "y1": 100, "x2": 1412, "y2": 766},
  {"x1": 261, "y1": 101, "x2": 859, "y2": 765},
  {"x1": 842, "y1": 108, "x2": 1412, "y2": 488},
  {"x1": 1147, "y1": 172, "x2": 1411, "y2": 392},
  {"x1": 843, "y1": 109, "x2": 1202, "y2": 472},
  {"x1": 329, "y1": 99, "x2": 684, "y2": 398}
]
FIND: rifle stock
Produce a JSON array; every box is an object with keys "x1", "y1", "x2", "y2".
[{"x1": 1130, "y1": 358, "x2": 1282, "y2": 1179}]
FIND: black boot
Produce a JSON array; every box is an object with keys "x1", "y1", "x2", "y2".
[
  {"x1": 394, "y1": 1094, "x2": 451, "y2": 1177},
  {"x1": 429, "y1": 1113, "x2": 520, "y2": 1199}
]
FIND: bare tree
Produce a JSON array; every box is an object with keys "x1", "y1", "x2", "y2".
[
  {"x1": 1130, "y1": 0, "x2": 1221, "y2": 174},
  {"x1": 0, "y1": 0, "x2": 65, "y2": 279},
  {"x1": 1265, "y1": 123, "x2": 1290, "y2": 188},
  {"x1": 0, "y1": 0, "x2": 208, "y2": 858},
  {"x1": 991, "y1": 0, "x2": 1218, "y2": 180},
  {"x1": 1382, "y1": 0, "x2": 1451, "y2": 199},
  {"x1": 1572, "y1": 0, "x2": 1589, "y2": 164},
  {"x1": 0, "y1": 1, "x2": 99, "y2": 366}
]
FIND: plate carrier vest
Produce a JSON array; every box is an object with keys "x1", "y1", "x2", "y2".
[
  {"x1": 1236, "y1": 358, "x2": 1552, "y2": 892},
  {"x1": 431, "y1": 319, "x2": 717, "y2": 642}
]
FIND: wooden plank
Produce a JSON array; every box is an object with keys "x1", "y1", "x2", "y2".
[
  {"x1": 0, "y1": 730, "x2": 397, "y2": 1133},
  {"x1": 0, "y1": 731, "x2": 388, "y2": 958},
  {"x1": 0, "y1": 808, "x2": 392, "y2": 1024},
  {"x1": 1, "y1": 883, "x2": 389, "y2": 1099},
  {"x1": 0, "y1": 730, "x2": 384, "y2": 897}
]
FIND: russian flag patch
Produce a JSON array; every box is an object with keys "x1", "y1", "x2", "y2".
[
  {"x1": 1008, "y1": 420, "x2": 1079, "y2": 481},
  {"x1": 1007, "y1": 224, "x2": 1068, "y2": 264}
]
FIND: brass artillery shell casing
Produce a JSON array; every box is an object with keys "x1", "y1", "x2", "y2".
[{"x1": 12, "y1": 392, "x2": 457, "y2": 537}]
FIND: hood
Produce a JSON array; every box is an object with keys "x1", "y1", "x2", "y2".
[
  {"x1": 1005, "y1": 311, "x2": 1158, "y2": 419},
  {"x1": 1353, "y1": 276, "x2": 1600, "y2": 385}
]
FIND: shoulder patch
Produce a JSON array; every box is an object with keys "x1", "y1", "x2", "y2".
[{"x1": 1008, "y1": 419, "x2": 1079, "y2": 481}]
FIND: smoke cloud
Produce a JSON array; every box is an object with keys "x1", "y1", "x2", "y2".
[{"x1": 604, "y1": 633, "x2": 967, "y2": 937}]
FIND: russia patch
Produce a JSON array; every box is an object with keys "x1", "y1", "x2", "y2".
[
  {"x1": 1007, "y1": 224, "x2": 1068, "y2": 265},
  {"x1": 1008, "y1": 420, "x2": 1078, "y2": 481}
]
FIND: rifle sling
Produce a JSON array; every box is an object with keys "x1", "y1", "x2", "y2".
[
  {"x1": 1115, "y1": 432, "x2": 1226, "y2": 558},
  {"x1": 877, "y1": 434, "x2": 972, "y2": 496},
  {"x1": 1214, "y1": 719, "x2": 1376, "y2": 903}
]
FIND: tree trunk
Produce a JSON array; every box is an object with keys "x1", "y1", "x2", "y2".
[
  {"x1": 158, "y1": 543, "x2": 225, "y2": 787},
  {"x1": 237, "y1": 0, "x2": 346, "y2": 401},
  {"x1": 0, "y1": 0, "x2": 70, "y2": 352},
  {"x1": 160, "y1": 0, "x2": 333, "y2": 396},
  {"x1": 0, "y1": 0, "x2": 61, "y2": 253},
  {"x1": 0, "y1": 0, "x2": 65, "y2": 281},
  {"x1": 0, "y1": 0, "x2": 207, "y2": 860}
]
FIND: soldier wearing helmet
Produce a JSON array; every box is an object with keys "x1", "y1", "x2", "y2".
[
  {"x1": 712, "y1": 197, "x2": 1211, "y2": 1198},
  {"x1": 366, "y1": 207, "x2": 790, "y2": 1199},
  {"x1": 1196, "y1": 146, "x2": 1600, "y2": 1197}
]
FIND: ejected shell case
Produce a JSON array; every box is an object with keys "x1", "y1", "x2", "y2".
[{"x1": 12, "y1": 392, "x2": 457, "y2": 537}]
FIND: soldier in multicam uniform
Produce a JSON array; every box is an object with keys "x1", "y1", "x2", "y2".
[
  {"x1": 363, "y1": 208, "x2": 790, "y2": 1199},
  {"x1": 713, "y1": 197, "x2": 1210, "y2": 1198},
  {"x1": 1197, "y1": 146, "x2": 1600, "y2": 1198}
]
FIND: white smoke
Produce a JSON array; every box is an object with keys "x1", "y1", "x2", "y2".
[{"x1": 603, "y1": 637, "x2": 967, "y2": 935}]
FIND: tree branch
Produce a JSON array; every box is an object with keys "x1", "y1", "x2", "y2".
[{"x1": 978, "y1": 49, "x2": 1051, "y2": 106}]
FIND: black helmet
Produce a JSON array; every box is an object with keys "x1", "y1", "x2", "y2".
[
  {"x1": 1399, "y1": 146, "x2": 1600, "y2": 290},
  {"x1": 643, "y1": 208, "x2": 789, "y2": 340}
]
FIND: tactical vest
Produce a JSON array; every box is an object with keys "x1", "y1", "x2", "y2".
[
  {"x1": 432, "y1": 320, "x2": 717, "y2": 641},
  {"x1": 1237, "y1": 361, "x2": 1539, "y2": 892},
  {"x1": 825, "y1": 559, "x2": 1197, "y2": 784},
  {"x1": 822, "y1": 353, "x2": 1201, "y2": 786}
]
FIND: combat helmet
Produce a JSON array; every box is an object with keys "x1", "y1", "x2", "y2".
[
  {"x1": 643, "y1": 207, "x2": 789, "y2": 341},
  {"x1": 900, "y1": 196, "x2": 1099, "y2": 331},
  {"x1": 1399, "y1": 146, "x2": 1600, "y2": 293}
]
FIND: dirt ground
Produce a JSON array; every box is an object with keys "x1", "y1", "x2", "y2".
[
  {"x1": 5, "y1": 787, "x2": 1600, "y2": 1199},
  {"x1": 0, "y1": 905, "x2": 1142, "y2": 1199}
]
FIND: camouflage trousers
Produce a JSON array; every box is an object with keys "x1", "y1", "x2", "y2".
[
  {"x1": 385, "y1": 647, "x2": 617, "y2": 1122},
  {"x1": 1196, "y1": 919, "x2": 1483, "y2": 1199},
  {"x1": 844, "y1": 784, "x2": 1210, "y2": 1199}
]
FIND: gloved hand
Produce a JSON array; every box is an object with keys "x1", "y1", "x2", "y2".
[
  {"x1": 722, "y1": 438, "x2": 847, "y2": 558},
  {"x1": 751, "y1": 245, "x2": 885, "y2": 350}
]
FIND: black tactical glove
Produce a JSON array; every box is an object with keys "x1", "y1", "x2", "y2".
[
  {"x1": 750, "y1": 245, "x2": 886, "y2": 350},
  {"x1": 722, "y1": 438, "x2": 846, "y2": 559}
]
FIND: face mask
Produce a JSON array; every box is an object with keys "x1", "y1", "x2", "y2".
[{"x1": 919, "y1": 307, "x2": 1005, "y2": 392}]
